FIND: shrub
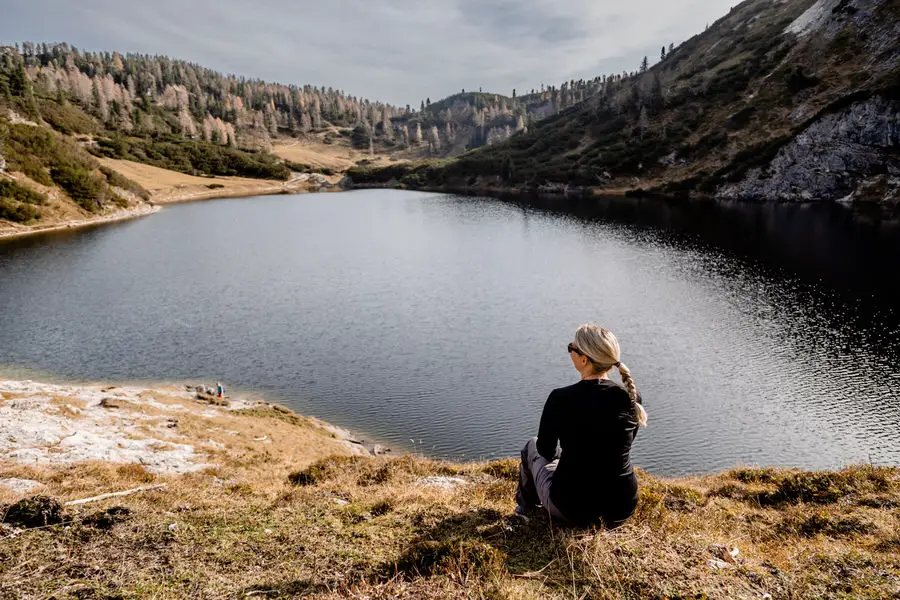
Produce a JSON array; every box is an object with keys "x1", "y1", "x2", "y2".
[
  {"x1": 730, "y1": 467, "x2": 777, "y2": 484},
  {"x1": 779, "y1": 510, "x2": 874, "y2": 538},
  {"x1": 2, "y1": 495, "x2": 63, "y2": 527},
  {"x1": 93, "y1": 136, "x2": 291, "y2": 180},
  {"x1": 0, "y1": 179, "x2": 46, "y2": 205},
  {"x1": 0, "y1": 198, "x2": 42, "y2": 222},
  {"x1": 287, "y1": 455, "x2": 361, "y2": 486},
  {"x1": 392, "y1": 538, "x2": 505, "y2": 579},
  {"x1": 99, "y1": 166, "x2": 150, "y2": 201},
  {"x1": 36, "y1": 98, "x2": 98, "y2": 135},
  {"x1": 50, "y1": 164, "x2": 106, "y2": 211},
  {"x1": 480, "y1": 459, "x2": 519, "y2": 482}
]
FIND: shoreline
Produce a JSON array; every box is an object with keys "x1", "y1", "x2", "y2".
[
  {"x1": 0, "y1": 377, "x2": 383, "y2": 483},
  {"x1": 0, "y1": 203, "x2": 161, "y2": 241},
  {"x1": 0, "y1": 179, "x2": 339, "y2": 241}
]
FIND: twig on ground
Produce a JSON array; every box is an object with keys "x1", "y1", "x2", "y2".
[{"x1": 64, "y1": 483, "x2": 168, "y2": 506}]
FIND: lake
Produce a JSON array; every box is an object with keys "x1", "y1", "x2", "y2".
[{"x1": 1, "y1": 189, "x2": 899, "y2": 476}]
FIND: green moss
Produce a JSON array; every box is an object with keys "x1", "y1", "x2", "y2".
[
  {"x1": 757, "y1": 467, "x2": 893, "y2": 506},
  {"x1": 480, "y1": 459, "x2": 519, "y2": 482},
  {"x1": 288, "y1": 455, "x2": 362, "y2": 486},
  {"x1": 779, "y1": 510, "x2": 874, "y2": 538},
  {"x1": 729, "y1": 467, "x2": 778, "y2": 484},
  {"x1": 391, "y1": 538, "x2": 506, "y2": 579}
]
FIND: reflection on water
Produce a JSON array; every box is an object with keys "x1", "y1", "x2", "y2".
[{"x1": 1, "y1": 190, "x2": 898, "y2": 475}]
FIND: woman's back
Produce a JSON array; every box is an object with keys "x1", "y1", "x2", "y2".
[
  {"x1": 515, "y1": 323, "x2": 646, "y2": 527},
  {"x1": 538, "y1": 379, "x2": 640, "y2": 525}
]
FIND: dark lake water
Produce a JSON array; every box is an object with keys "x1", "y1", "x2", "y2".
[{"x1": 1, "y1": 190, "x2": 899, "y2": 476}]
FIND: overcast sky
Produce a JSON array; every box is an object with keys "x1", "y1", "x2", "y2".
[{"x1": 3, "y1": 0, "x2": 737, "y2": 106}]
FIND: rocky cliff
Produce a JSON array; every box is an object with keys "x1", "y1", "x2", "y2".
[{"x1": 718, "y1": 95, "x2": 900, "y2": 204}]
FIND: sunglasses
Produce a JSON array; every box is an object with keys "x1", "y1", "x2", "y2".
[{"x1": 567, "y1": 343, "x2": 584, "y2": 356}]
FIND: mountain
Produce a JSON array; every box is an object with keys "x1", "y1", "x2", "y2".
[
  {"x1": 347, "y1": 0, "x2": 900, "y2": 208},
  {"x1": 0, "y1": 40, "x2": 628, "y2": 228},
  {"x1": 384, "y1": 85, "x2": 605, "y2": 158},
  {"x1": 0, "y1": 43, "x2": 407, "y2": 228}
]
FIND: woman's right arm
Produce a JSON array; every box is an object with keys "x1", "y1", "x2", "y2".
[{"x1": 536, "y1": 391, "x2": 560, "y2": 461}]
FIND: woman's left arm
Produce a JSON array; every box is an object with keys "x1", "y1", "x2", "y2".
[{"x1": 536, "y1": 391, "x2": 560, "y2": 461}]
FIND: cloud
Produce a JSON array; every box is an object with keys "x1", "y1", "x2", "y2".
[{"x1": 1, "y1": 0, "x2": 737, "y2": 105}]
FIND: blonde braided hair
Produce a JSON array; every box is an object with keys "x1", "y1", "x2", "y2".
[{"x1": 573, "y1": 323, "x2": 648, "y2": 427}]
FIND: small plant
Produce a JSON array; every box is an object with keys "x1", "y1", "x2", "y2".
[
  {"x1": 288, "y1": 455, "x2": 360, "y2": 486},
  {"x1": 730, "y1": 467, "x2": 777, "y2": 484},
  {"x1": 480, "y1": 459, "x2": 518, "y2": 482},
  {"x1": 391, "y1": 538, "x2": 505, "y2": 580},
  {"x1": 0, "y1": 198, "x2": 42, "y2": 222}
]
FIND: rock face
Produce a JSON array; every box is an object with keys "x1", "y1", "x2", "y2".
[
  {"x1": 718, "y1": 96, "x2": 900, "y2": 203},
  {"x1": 0, "y1": 150, "x2": 6, "y2": 173}
]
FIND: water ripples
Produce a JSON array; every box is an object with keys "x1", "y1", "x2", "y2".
[{"x1": 1, "y1": 190, "x2": 898, "y2": 475}]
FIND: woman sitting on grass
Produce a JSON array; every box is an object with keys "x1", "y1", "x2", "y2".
[{"x1": 515, "y1": 323, "x2": 647, "y2": 527}]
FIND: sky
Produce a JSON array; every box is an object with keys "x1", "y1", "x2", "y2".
[{"x1": 2, "y1": 0, "x2": 738, "y2": 106}]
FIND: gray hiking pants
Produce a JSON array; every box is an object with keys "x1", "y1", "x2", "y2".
[{"x1": 515, "y1": 437, "x2": 567, "y2": 521}]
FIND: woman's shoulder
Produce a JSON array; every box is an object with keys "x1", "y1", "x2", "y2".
[{"x1": 552, "y1": 379, "x2": 629, "y2": 398}]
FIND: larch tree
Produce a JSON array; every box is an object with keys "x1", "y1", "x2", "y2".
[{"x1": 430, "y1": 125, "x2": 440, "y2": 151}]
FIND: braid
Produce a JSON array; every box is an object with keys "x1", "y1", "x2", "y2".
[{"x1": 617, "y1": 361, "x2": 648, "y2": 427}]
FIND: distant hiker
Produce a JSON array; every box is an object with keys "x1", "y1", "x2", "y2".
[
  {"x1": 515, "y1": 323, "x2": 647, "y2": 528},
  {"x1": 216, "y1": 382, "x2": 225, "y2": 399}
]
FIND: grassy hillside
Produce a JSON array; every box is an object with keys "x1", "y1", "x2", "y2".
[
  {"x1": 348, "y1": 0, "x2": 900, "y2": 206},
  {"x1": 2, "y1": 387, "x2": 898, "y2": 599},
  {"x1": 0, "y1": 112, "x2": 150, "y2": 225},
  {"x1": 0, "y1": 47, "x2": 387, "y2": 230}
]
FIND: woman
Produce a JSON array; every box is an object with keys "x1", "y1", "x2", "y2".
[{"x1": 515, "y1": 323, "x2": 647, "y2": 527}]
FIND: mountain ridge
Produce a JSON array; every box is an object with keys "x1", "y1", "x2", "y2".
[{"x1": 347, "y1": 0, "x2": 900, "y2": 209}]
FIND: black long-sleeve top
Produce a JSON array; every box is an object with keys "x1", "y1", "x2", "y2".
[{"x1": 537, "y1": 378, "x2": 641, "y2": 525}]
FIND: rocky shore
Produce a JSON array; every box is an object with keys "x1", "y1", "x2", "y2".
[
  {"x1": 0, "y1": 378, "x2": 373, "y2": 495},
  {"x1": 1, "y1": 377, "x2": 898, "y2": 599}
]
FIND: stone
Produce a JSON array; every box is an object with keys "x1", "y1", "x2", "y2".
[
  {"x1": 0, "y1": 478, "x2": 45, "y2": 495},
  {"x1": 717, "y1": 95, "x2": 900, "y2": 204}
]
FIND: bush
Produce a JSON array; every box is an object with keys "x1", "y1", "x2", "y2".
[
  {"x1": 50, "y1": 164, "x2": 106, "y2": 211},
  {"x1": 93, "y1": 136, "x2": 290, "y2": 180},
  {"x1": 0, "y1": 179, "x2": 46, "y2": 205},
  {"x1": 392, "y1": 539, "x2": 505, "y2": 579},
  {"x1": 99, "y1": 166, "x2": 150, "y2": 201},
  {"x1": 36, "y1": 98, "x2": 99, "y2": 135},
  {"x1": 287, "y1": 455, "x2": 361, "y2": 486},
  {"x1": 283, "y1": 160, "x2": 312, "y2": 172},
  {"x1": 0, "y1": 198, "x2": 42, "y2": 222}
]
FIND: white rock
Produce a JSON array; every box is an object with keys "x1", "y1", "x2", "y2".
[
  {"x1": 0, "y1": 478, "x2": 45, "y2": 494},
  {"x1": 417, "y1": 476, "x2": 469, "y2": 490}
]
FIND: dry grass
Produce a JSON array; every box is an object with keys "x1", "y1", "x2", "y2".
[
  {"x1": 271, "y1": 139, "x2": 407, "y2": 172},
  {"x1": 1, "y1": 409, "x2": 898, "y2": 599},
  {"x1": 271, "y1": 140, "x2": 361, "y2": 171},
  {"x1": 95, "y1": 158, "x2": 322, "y2": 205}
]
